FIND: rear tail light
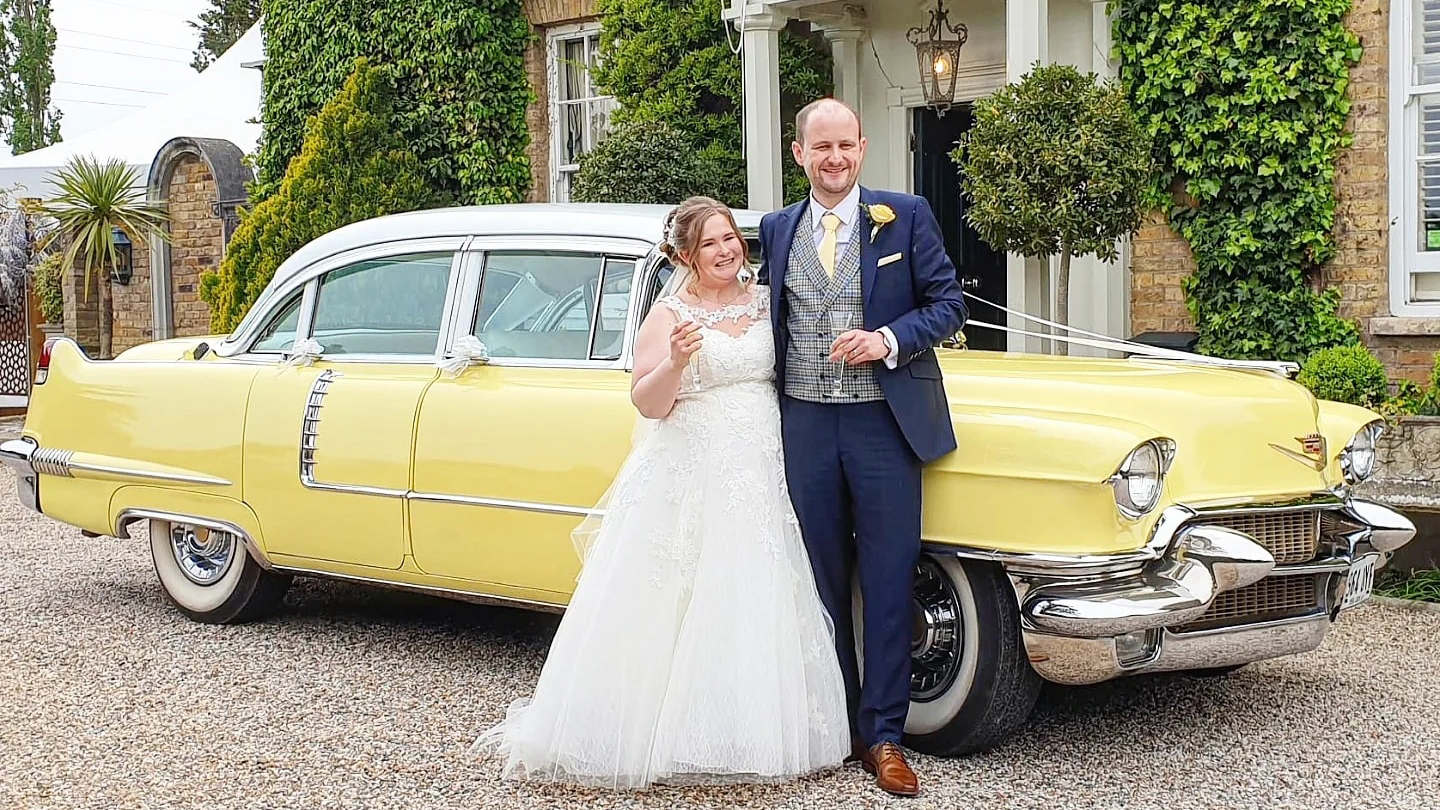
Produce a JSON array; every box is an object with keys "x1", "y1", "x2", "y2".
[{"x1": 34, "y1": 338, "x2": 55, "y2": 385}]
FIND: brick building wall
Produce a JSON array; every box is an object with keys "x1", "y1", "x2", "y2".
[
  {"x1": 1128, "y1": 0, "x2": 1440, "y2": 384},
  {"x1": 521, "y1": 0, "x2": 598, "y2": 202}
]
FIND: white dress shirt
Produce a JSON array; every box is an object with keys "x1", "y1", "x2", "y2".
[{"x1": 806, "y1": 186, "x2": 900, "y2": 369}]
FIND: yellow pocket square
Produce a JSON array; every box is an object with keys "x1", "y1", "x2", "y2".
[{"x1": 877, "y1": 252, "x2": 903, "y2": 267}]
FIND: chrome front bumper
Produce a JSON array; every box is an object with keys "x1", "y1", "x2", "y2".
[
  {"x1": 982, "y1": 495, "x2": 1417, "y2": 684},
  {"x1": 0, "y1": 437, "x2": 38, "y2": 512}
]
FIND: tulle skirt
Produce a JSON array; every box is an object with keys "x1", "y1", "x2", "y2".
[{"x1": 471, "y1": 385, "x2": 850, "y2": 789}]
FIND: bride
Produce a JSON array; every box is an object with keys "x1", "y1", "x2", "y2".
[{"x1": 472, "y1": 196, "x2": 849, "y2": 789}]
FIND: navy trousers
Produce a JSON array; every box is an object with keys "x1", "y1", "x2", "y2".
[{"x1": 780, "y1": 395, "x2": 921, "y2": 746}]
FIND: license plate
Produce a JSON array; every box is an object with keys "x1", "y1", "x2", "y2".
[{"x1": 1341, "y1": 553, "x2": 1380, "y2": 610}]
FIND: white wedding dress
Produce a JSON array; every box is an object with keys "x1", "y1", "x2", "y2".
[{"x1": 473, "y1": 286, "x2": 849, "y2": 789}]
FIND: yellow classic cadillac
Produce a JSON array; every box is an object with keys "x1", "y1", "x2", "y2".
[{"x1": 0, "y1": 204, "x2": 1417, "y2": 757}]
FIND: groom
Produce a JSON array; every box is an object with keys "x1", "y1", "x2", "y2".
[{"x1": 758, "y1": 98, "x2": 967, "y2": 797}]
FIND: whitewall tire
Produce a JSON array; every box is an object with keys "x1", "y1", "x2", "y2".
[
  {"x1": 148, "y1": 518, "x2": 291, "y2": 624},
  {"x1": 856, "y1": 554, "x2": 1042, "y2": 757}
]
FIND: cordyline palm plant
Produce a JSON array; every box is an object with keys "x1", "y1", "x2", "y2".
[{"x1": 36, "y1": 154, "x2": 170, "y2": 359}]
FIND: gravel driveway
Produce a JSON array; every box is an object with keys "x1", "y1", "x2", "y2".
[{"x1": 2, "y1": 418, "x2": 1439, "y2": 810}]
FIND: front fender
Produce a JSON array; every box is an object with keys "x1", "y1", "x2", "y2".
[{"x1": 922, "y1": 407, "x2": 1164, "y2": 556}]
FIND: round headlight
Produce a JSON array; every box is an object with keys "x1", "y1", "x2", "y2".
[
  {"x1": 1111, "y1": 439, "x2": 1175, "y2": 518},
  {"x1": 1341, "y1": 422, "x2": 1383, "y2": 483}
]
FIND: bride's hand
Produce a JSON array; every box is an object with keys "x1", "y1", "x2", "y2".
[{"x1": 668, "y1": 320, "x2": 703, "y2": 369}]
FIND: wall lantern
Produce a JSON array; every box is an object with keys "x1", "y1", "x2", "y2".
[
  {"x1": 111, "y1": 227, "x2": 132, "y2": 285},
  {"x1": 907, "y1": 0, "x2": 969, "y2": 114}
]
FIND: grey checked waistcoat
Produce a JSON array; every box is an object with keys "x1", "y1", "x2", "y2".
[{"x1": 783, "y1": 208, "x2": 885, "y2": 403}]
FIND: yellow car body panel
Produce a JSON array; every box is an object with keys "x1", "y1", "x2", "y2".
[
  {"x1": 409, "y1": 365, "x2": 637, "y2": 601},
  {"x1": 241, "y1": 361, "x2": 434, "y2": 569}
]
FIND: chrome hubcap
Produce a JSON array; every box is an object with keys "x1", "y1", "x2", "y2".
[
  {"x1": 910, "y1": 557, "x2": 964, "y2": 702},
  {"x1": 169, "y1": 523, "x2": 236, "y2": 586}
]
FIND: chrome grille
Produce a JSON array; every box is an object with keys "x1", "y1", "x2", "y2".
[
  {"x1": 1199, "y1": 511, "x2": 1320, "y2": 565},
  {"x1": 1177, "y1": 576, "x2": 1321, "y2": 633}
]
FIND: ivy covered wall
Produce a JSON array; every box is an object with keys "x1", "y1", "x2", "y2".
[{"x1": 254, "y1": 0, "x2": 533, "y2": 206}]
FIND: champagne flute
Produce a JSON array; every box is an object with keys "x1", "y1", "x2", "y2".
[{"x1": 827, "y1": 310, "x2": 853, "y2": 397}]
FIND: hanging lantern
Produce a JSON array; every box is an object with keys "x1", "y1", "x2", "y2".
[{"x1": 907, "y1": 0, "x2": 969, "y2": 113}]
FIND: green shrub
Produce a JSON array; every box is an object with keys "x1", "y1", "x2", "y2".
[
  {"x1": 1296, "y1": 345, "x2": 1390, "y2": 409},
  {"x1": 570, "y1": 120, "x2": 731, "y2": 205},
  {"x1": 200, "y1": 58, "x2": 439, "y2": 332},
  {"x1": 253, "y1": 0, "x2": 531, "y2": 206},
  {"x1": 590, "y1": 0, "x2": 831, "y2": 207},
  {"x1": 32, "y1": 252, "x2": 63, "y2": 324}
]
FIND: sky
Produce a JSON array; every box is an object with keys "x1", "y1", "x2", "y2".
[{"x1": 46, "y1": 0, "x2": 214, "y2": 145}]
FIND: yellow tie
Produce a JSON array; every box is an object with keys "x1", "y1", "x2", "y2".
[{"x1": 819, "y1": 212, "x2": 841, "y2": 279}]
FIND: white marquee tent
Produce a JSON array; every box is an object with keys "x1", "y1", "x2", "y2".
[{"x1": 0, "y1": 24, "x2": 264, "y2": 201}]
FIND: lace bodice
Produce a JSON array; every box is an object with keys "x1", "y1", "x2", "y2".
[{"x1": 658, "y1": 286, "x2": 774, "y2": 395}]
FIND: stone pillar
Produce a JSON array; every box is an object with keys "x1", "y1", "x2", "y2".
[
  {"x1": 821, "y1": 23, "x2": 865, "y2": 111},
  {"x1": 1064, "y1": 0, "x2": 1130, "y2": 353},
  {"x1": 739, "y1": 10, "x2": 787, "y2": 212},
  {"x1": 1006, "y1": 0, "x2": 1051, "y2": 352}
]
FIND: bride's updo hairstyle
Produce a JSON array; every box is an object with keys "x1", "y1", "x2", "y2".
[{"x1": 658, "y1": 196, "x2": 755, "y2": 293}]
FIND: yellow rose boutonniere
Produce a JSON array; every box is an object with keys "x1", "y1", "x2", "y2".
[{"x1": 864, "y1": 203, "x2": 896, "y2": 243}]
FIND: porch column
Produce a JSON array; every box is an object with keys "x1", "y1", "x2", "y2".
[
  {"x1": 1006, "y1": 0, "x2": 1050, "y2": 352},
  {"x1": 1088, "y1": 0, "x2": 1129, "y2": 348},
  {"x1": 739, "y1": 10, "x2": 787, "y2": 212},
  {"x1": 820, "y1": 23, "x2": 865, "y2": 111}
]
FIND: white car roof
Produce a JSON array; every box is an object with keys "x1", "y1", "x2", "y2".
[{"x1": 269, "y1": 203, "x2": 768, "y2": 292}]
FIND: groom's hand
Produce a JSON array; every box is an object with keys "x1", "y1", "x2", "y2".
[{"x1": 830, "y1": 330, "x2": 889, "y2": 365}]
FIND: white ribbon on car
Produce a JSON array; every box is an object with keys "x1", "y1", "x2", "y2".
[
  {"x1": 284, "y1": 338, "x2": 325, "y2": 366},
  {"x1": 436, "y1": 335, "x2": 490, "y2": 377}
]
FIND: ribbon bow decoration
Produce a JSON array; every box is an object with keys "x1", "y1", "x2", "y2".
[
  {"x1": 284, "y1": 338, "x2": 325, "y2": 366},
  {"x1": 436, "y1": 335, "x2": 491, "y2": 377}
]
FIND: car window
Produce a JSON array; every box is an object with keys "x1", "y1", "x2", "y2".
[
  {"x1": 250, "y1": 293, "x2": 303, "y2": 353},
  {"x1": 311, "y1": 252, "x2": 453, "y2": 356},
  {"x1": 474, "y1": 251, "x2": 635, "y2": 361}
]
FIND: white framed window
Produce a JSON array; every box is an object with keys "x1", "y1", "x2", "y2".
[
  {"x1": 547, "y1": 23, "x2": 618, "y2": 202},
  {"x1": 1392, "y1": 0, "x2": 1440, "y2": 314}
]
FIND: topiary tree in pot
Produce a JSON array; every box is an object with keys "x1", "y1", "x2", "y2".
[{"x1": 951, "y1": 62, "x2": 1150, "y2": 354}]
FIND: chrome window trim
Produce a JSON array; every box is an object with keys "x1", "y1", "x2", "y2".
[{"x1": 216, "y1": 237, "x2": 472, "y2": 358}]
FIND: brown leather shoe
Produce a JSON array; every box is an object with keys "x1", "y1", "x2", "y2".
[{"x1": 860, "y1": 742, "x2": 919, "y2": 797}]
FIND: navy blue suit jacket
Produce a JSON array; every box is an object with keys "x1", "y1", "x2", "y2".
[{"x1": 758, "y1": 187, "x2": 968, "y2": 464}]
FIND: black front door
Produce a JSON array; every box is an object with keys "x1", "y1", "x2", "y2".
[{"x1": 913, "y1": 105, "x2": 1006, "y2": 351}]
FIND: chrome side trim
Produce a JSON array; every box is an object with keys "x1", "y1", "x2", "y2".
[
  {"x1": 66, "y1": 460, "x2": 230, "y2": 486},
  {"x1": 3, "y1": 438, "x2": 229, "y2": 487},
  {"x1": 264, "y1": 563, "x2": 567, "y2": 614},
  {"x1": 115, "y1": 508, "x2": 275, "y2": 571},
  {"x1": 31, "y1": 446, "x2": 74, "y2": 477},
  {"x1": 406, "y1": 490, "x2": 603, "y2": 518}
]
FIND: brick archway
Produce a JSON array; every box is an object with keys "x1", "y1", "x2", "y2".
[{"x1": 144, "y1": 137, "x2": 252, "y2": 343}]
